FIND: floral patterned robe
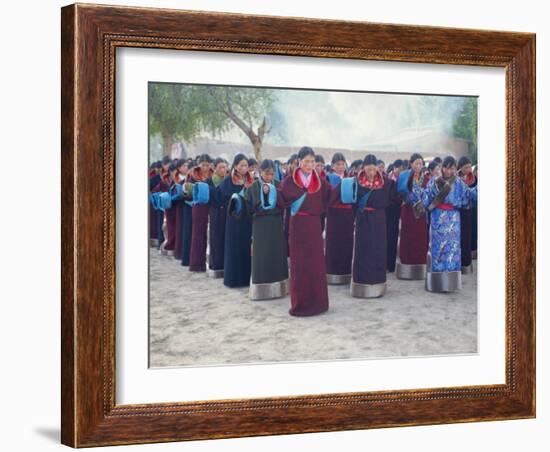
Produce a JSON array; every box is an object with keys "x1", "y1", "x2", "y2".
[{"x1": 413, "y1": 177, "x2": 477, "y2": 273}]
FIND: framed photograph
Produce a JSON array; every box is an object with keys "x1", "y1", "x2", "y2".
[{"x1": 61, "y1": 3, "x2": 535, "y2": 447}]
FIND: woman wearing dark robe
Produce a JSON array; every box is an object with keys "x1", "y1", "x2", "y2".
[
  {"x1": 342, "y1": 154, "x2": 392, "y2": 298},
  {"x1": 457, "y1": 156, "x2": 478, "y2": 273},
  {"x1": 205, "y1": 158, "x2": 228, "y2": 278},
  {"x1": 385, "y1": 159, "x2": 404, "y2": 272},
  {"x1": 395, "y1": 153, "x2": 429, "y2": 280},
  {"x1": 277, "y1": 146, "x2": 331, "y2": 316},
  {"x1": 243, "y1": 159, "x2": 289, "y2": 300},
  {"x1": 173, "y1": 159, "x2": 189, "y2": 260},
  {"x1": 420, "y1": 156, "x2": 478, "y2": 293},
  {"x1": 216, "y1": 154, "x2": 254, "y2": 288},
  {"x1": 160, "y1": 163, "x2": 178, "y2": 256},
  {"x1": 185, "y1": 154, "x2": 214, "y2": 272},
  {"x1": 324, "y1": 152, "x2": 354, "y2": 285}
]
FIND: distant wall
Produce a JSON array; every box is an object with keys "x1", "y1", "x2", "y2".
[{"x1": 182, "y1": 134, "x2": 471, "y2": 164}]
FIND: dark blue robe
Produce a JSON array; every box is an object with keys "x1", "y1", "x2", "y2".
[
  {"x1": 215, "y1": 175, "x2": 252, "y2": 287},
  {"x1": 206, "y1": 177, "x2": 226, "y2": 271},
  {"x1": 180, "y1": 201, "x2": 193, "y2": 267}
]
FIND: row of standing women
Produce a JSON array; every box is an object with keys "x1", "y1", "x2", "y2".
[{"x1": 149, "y1": 148, "x2": 478, "y2": 317}]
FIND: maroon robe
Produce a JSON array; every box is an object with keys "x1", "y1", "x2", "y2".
[
  {"x1": 398, "y1": 174, "x2": 428, "y2": 265},
  {"x1": 278, "y1": 168, "x2": 331, "y2": 316},
  {"x1": 188, "y1": 167, "x2": 214, "y2": 272},
  {"x1": 174, "y1": 201, "x2": 183, "y2": 259}
]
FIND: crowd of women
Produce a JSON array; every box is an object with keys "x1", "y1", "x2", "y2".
[{"x1": 149, "y1": 147, "x2": 478, "y2": 317}]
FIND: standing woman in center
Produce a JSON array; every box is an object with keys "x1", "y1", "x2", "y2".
[
  {"x1": 216, "y1": 153, "x2": 254, "y2": 288},
  {"x1": 278, "y1": 146, "x2": 331, "y2": 316}
]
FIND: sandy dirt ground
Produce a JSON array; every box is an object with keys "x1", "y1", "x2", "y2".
[{"x1": 149, "y1": 248, "x2": 478, "y2": 368}]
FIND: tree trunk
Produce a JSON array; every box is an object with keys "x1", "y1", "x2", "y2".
[
  {"x1": 162, "y1": 131, "x2": 174, "y2": 157},
  {"x1": 252, "y1": 137, "x2": 263, "y2": 161}
]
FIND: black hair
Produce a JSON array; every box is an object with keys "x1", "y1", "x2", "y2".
[
  {"x1": 442, "y1": 155, "x2": 457, "y2": 168},
  {"x1": 197, "y1": 154, "x2": 212, "y2": 164},
  {"x1": 406, "y1": 155, "x2": 424, "y2": 190},
  {"x1": 325, "y1": 164, "x2": 331, "y2": 172},
  {"x1": 387, "y1": 163, "x2": 394, "y2": 174},
  {"x1": 350, "y1": 159, "x2": 363, "y2": 169},
  {"x1": 161, "y1": 155, "x2": 172, "y2": 165},
  {"x1": 287, "y1": 153, "x2": 299, "y2": 165},
  {"x1": 433, "y1": 156, "x2": 443, "y2": 164},
  {"x1": 409, "y1": 153, "x2": 424, "y2": 166},
  {"x1": 168, "y1": 162, "x2": 178, "y2": 172},
  {"x1": 402, "y1": 159, "x2": 409, "y2": 169},
  {"x1": 457, "y1": 156, "x2": 472, "y2": 169},
  {"x1": 297, "y1": 146, "x2": 315, "y2": 160},
  {"x1": 232, "y1": 153, "x2": 249, "y2": 168},
  {"x1": 248, "y1": 158, "x2": 258, "y2": 167},
  {"x1": 315, "y1": 154, "x2": 325, "y2": 164},
  {"x1": 362, "y1": 154, "x2": 378, "y2": 167},
  {"x1": 260, "y1": 159, "x2": 275, "y2": 172},
  {"x1": 377, "y1": 160, "x2": 385, "y2": 166},
  {"x1": 393, "y1": 159, "x2": 403, "y2": 168},
  {"x1": 331, "y1": 152, "x2": 346, "y2": 165},
  {"x1": 176, "y1": 159, "x2": 187, "y2": 168},
  {"x1": 428, "y1": 160, "x2": 440, "y2": 172},
  {"x1": 213, "y1": 157, "x2": 227, "y2": 168}
]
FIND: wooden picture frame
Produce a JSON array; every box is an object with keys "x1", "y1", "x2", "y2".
[{"x1": 61, "y1": 3, "x2": 536, "y2": 447}]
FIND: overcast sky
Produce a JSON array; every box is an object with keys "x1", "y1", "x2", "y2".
[{"x1": 218, "y1": 88, "x2": 472, "y2": 150}]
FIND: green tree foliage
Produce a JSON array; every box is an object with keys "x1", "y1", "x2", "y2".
[
  {"x1": 451, "y1": 97, "x2": 478, "y2": 164},
  {"x1": 148, "y1": 83, "x2": 277, "y2": 160},
  {"x1": 417, "y1": 96, "x2": 478, "y2": 164},
  {"x1": 148, "y1": 83, "x2": 201, "y2": 155}
]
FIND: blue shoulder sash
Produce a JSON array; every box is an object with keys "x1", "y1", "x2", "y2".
[
  {"x1": 327, "y1": 172, "x2": 342, "y2": 188},
  {"x1": 290, "y1": 192, "x2": 307, "y2": 216},
  {"x1": 397, "y1": 169, "x2": 411, "y2": 196},
  {"x1": 192, "y1": 182, "x2": 210, "y2": 205},
  {"x1": 340, "y1": 177, "x2": 357, "y2": 204},
  {"x1": 260, "y1": 183, "x2": 277, "y2": 210}
]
